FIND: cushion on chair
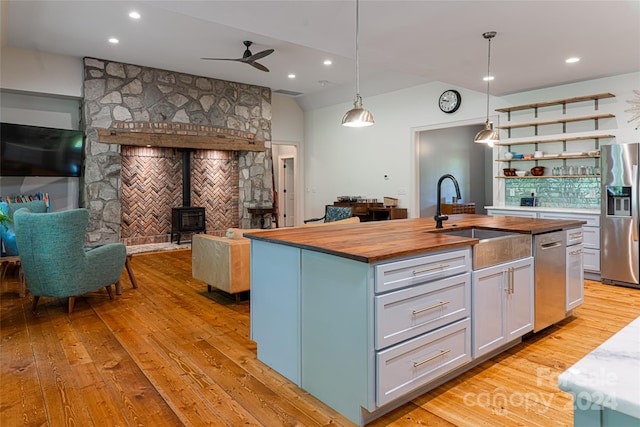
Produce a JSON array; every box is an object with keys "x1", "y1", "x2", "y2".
[
  {"x1": 324, "y1": 206, "x2": 352, "y2": 222},
  {"x1": 225, "y1": 228, "x2": 264, "y2": 239}
]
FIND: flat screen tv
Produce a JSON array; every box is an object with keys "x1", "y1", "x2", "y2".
[{"x1": 0, "y1": 122, "x2": 84, "y2": 177}]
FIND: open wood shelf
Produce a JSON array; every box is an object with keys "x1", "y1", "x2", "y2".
[
  {"x1": 495, "y1": 134, "x2": 614, "y2": 146},
  {"x1": 496, "y1": 175, "x2": 600, "y2": 179},
  {"x1": 496, "y1": 114, "x2": 615, "y2": 130},
  {"x1": 496, "y1": 155, "x2": 600, "y2": 162},
  {"x1": 495, "y1": 93, "x2": 615, "y2": 114}
]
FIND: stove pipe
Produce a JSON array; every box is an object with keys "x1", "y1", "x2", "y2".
[{"x1": 182, "y1": 149, "x2": 193, "y2": 207}]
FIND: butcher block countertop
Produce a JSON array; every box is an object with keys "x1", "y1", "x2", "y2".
[{"x1": 244, "y1": 214, "x2": 585, "y2": 263}]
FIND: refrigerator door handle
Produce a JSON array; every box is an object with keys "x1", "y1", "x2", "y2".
[{"x1": 634, "y1": 164, "x2": 638, "y2": 242}]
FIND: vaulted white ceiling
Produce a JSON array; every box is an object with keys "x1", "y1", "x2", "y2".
[{"x1": 2, "y1": 1, "x2": 639, "y2": 110}]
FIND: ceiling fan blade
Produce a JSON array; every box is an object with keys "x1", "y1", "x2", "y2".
[
  {"x1": 248, "y1": 61, "x2": 270, "y2": 72},
  {"x1": 200, "y1": 57, "x2": 242, "y2": 62},
  {"x1": 242, "y1": 49, "x2": 274, "y2": 62}
]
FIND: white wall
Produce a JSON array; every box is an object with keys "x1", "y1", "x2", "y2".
[
  {"x1": 0, "y1": 47, "x2": 83, "y2": 97},
  {"x1": 272, "y1": 94, "x2": 304, "y2": 143},
  {"x1": 303, "y1": 81, "x2": 494, "y2": 218},
  {"x1": 271, "y1": 94, "x2": 304, "y2": 225}
]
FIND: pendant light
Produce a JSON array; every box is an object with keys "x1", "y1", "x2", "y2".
[
  {"x1": 341, "y1": 0, "x2": 374, "y2": 127},
  {"x1": 474, "y1": 31, "x2": 499, "y2": 146}
]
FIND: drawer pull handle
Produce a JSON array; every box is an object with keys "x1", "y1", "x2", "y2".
[
  {"x1": 570, "y1": 249, "x2": 583, "y2": 255},
  {"x1": 412, "y1": 264, "x2": 450, "y2": 275},
  {"x1": 569, "y1": 233, "x2": 582, "y2": 239},
  {"x1": 412, "y1": 301, "x2": 449, "y2": 315},
  {"x1": 413, "y1": 349, "x2": 451, "y2": 368}
]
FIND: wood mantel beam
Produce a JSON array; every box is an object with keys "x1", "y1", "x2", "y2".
[{"x1": 97, "y1": 129, "x2": 265, "y2": 152}]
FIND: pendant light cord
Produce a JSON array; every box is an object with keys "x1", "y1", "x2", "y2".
[
  {"x1": 485, "y1": 35, "x2": 492, "y2": 121},
  {"x1": 355, "y1": 0, "x2": 361, "y2": 103}
]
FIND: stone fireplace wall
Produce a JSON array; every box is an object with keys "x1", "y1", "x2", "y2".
[{"x1": 82, "y1": 57, "x2": 272, "y2": 246}]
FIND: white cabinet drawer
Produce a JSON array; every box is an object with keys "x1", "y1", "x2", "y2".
[
  {"x1": 566, "y1": 228, "x2": 584, "y2": 246},
  {"x1": 538, "y1": 212, "x2": 600, "y2": 227},
  {"x1": 584, "y1": 248, "x2": 600, "y2": 272},
  {"x1": 375, "y1": 273, "x2": 470, "y2": 350},
  {"x1": 375, "y1": 248, "x2": 471, "y2": 293},
  {"x1": 582, "y1": 227, "x2": 600, "y2": 249},
  {"x1": 376, "y1": 318, "x2": 471, "y2": 406}
]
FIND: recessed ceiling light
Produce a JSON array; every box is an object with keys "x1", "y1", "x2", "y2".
[
  {"x1": 129, "y1": 11, "x2": 141, "y2": 19},
  {"x1": 108, "y1": 38, "x2": 119, "y2": 44},
  {"x1": 566, "y1": 57, "x2": 580, "y2": 64},
  {"x1": 323, "y1": 60, "x2": 332, "y2": 66},
  {"x1": 483, "y1": 75, "x2": 495, "y2": 81},
  {"x1": 288, "y1": 74, "x2": 296, "y2": 79}
]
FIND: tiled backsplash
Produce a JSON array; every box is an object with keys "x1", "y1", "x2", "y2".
[{"x1": 505, "y1": 177, "x2": 600, "y2": 209}]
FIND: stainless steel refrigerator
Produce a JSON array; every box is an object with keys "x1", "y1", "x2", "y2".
[{"x1": 601, "y1": 143, "x2": 640, "y2": 288}]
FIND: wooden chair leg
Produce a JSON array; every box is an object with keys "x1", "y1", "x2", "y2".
[
  {"x1": 0, "y1": 260, "x2": 8, "y2": 285},
  {"x1": 31, "y1": 296, "x2": 40, "y2": 313},
  {"x1": 125, "y1": 255, "x2": 138, "y2": 289},
  {"x1": 115, "y1": 279, "x2": 122, "y2": 295},
  {"x1": 18, "y1": 265, "x2": 26, "y2": 298},
  {"x1": 68, "y1": 296, "x2": 75, "y2": 314},
  {"x1": 105, "y1": 284, "x2": 114, "y2": 300}
]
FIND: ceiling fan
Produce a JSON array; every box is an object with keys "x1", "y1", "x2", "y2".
[{"x1": 201, "y1": 40, "x2": 274, "y2": 72}]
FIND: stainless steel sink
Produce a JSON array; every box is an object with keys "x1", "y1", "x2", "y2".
[{"x1": 433, "y1": 227, "x2": 532, "y2": 269}]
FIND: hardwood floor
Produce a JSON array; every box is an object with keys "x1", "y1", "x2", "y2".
[{"x1": 1, "y1": 250, "x2": 638, "y2": 426}]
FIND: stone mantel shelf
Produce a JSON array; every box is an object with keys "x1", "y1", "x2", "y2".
[{"x1": 97, "y1": 128, "x2": 266, "y2": 152}]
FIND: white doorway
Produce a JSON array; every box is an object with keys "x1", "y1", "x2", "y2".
[
  {"x1": 279, "y1": 157, "x2": 295, "y2": 226},
  {"x1": 272, "y1": 143, "x2": 298, "y2": 227},
  {"x1": 410, "y1": 116, "x2": 498, "y2": 219}
]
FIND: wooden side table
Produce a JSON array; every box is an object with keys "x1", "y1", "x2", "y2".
[
  {"x1": 0, "y1": 256, "x2": 26, "y2": 297},
  {"x1": 248, "y1": 207, "x2": 277, "y2": 229}
]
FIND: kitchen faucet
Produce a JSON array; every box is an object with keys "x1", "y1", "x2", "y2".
[{"x1": 434, "y1": 174, "x2": 462, "y2": 229}]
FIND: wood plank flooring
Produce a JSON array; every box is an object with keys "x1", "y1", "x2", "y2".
[{"x1": 1, "y1": 249, "x2": 638, "y2": 426}]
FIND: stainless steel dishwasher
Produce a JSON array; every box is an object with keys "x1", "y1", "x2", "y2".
[{"x1": 534, "y1": 230, "x2": 566, "y2": 332}]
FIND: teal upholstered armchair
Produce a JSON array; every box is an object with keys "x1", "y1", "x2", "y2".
[
  {"x1": 0, "y1": 201, "x2": 48, "y2": 256},
  {"x1": 14, "y1": 208, "x2": 126, "y2": 313},
  {"x1": 304, "y1": 205, "x2": 353, "y2": 224}
]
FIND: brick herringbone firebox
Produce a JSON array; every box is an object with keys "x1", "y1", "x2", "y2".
[{"x1": 120, "y1": 146, "x2": 239, "y2": 246}]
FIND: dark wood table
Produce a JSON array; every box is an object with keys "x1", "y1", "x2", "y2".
[{"x1": 332, "y1": 201, "x2": 407, "y2": 221}]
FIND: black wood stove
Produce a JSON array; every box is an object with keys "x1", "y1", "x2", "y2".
[{"x1": 171, "y1": 150, "x2": 206, "y2": 244}]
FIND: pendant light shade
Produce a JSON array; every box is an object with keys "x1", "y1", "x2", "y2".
[
  {"x1": 475, "y1": 120, "x2": 499, "y2": 147},
  {"x1": 342, "y1": 0, "x2": 374, "y2": 127},
  {"x1": 474, "y1": 31, "x2": 498, "y2": 145},
  {"x1": 342, "y1": 96, "x2": 374, "y2": 127}
]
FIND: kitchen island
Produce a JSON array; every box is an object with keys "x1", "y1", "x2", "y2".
[{"x1": 245, "y1": 214, "x2": 585, "y2": 426}]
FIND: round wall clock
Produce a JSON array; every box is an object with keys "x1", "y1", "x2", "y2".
[{"x1": 439, "y1": 89, "x2": 462, "y2": 113}]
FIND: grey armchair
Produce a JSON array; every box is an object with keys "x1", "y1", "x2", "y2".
[{"x1": 14, "y1": 208, "x2": 127, "y2": 313}]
